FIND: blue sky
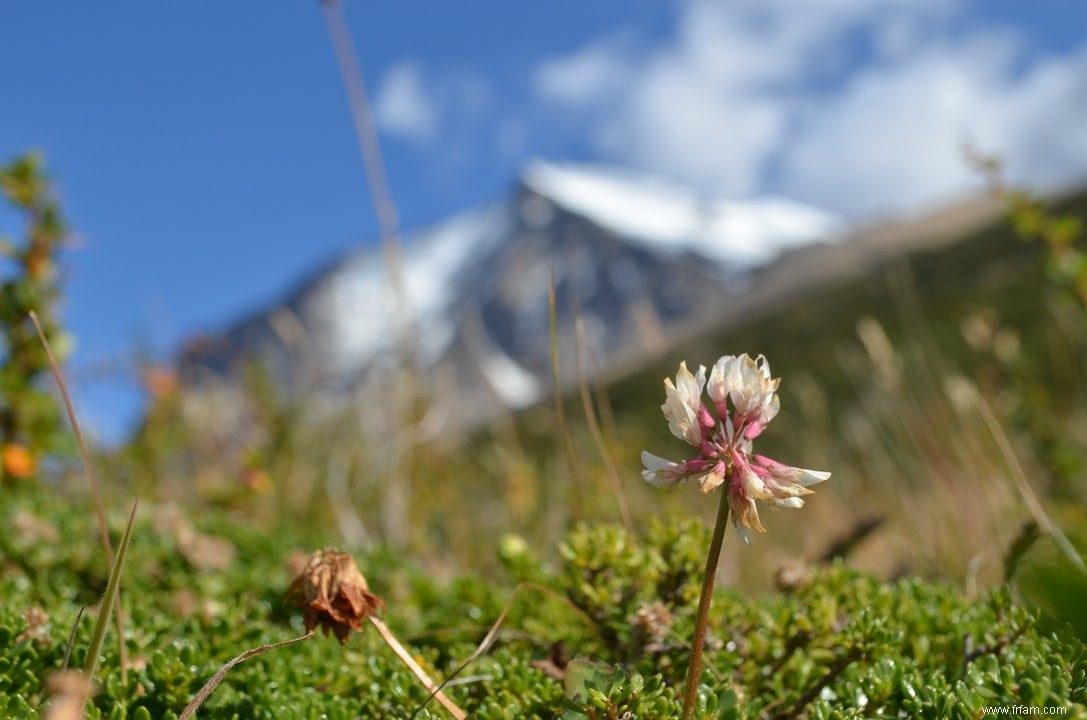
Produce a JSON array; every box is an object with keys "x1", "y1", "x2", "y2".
[{"x1": 2, "y1": 0, "x2": 1086, "y2": 441}]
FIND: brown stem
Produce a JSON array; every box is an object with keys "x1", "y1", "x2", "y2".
[
  {"x1": 369, "y1": 616, "x2": 467, "y2": 720},
  {"x1": 681, "y1": 491, "x2": 730, "y2": 720},
  {"x1": 179, "y1": 631, "x2": 315, "y2": 720},
  {"x1": 409, "y1": 581, "x2": 597, "y2": 720}
]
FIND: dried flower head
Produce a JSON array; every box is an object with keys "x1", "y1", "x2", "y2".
[
  {"x1": 287, "y1": 548, "x2": 385, "y2": 644},
  {"x1": 642, "y1": 353, "x2": 830, "y2": 543}
]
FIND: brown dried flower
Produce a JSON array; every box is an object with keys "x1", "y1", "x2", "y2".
[{"x1": 286, "y1": 548, "x2": 384, "y2": 644}]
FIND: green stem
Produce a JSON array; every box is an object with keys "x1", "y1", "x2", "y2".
[
  {"x1": 681, "y1": 491, "x2": 730, "y2": 720},
  {"x1": 83, "y1": 497, "x2": 138, "y2": 679}
]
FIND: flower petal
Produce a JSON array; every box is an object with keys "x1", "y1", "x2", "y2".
[
  {"x1": 794, "y1": 468, "x2": 831, "y2": 486},
  {"x1": 696, "y1": 461, "x2": 728, "y2": 493},
  {"x1": 661, "y1": 361, "x2": 707, "y2": 446},
  {"x1": 640, "y1": 451, "x2": 689, "y2": 488}
]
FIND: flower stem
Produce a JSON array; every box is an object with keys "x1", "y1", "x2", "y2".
[{"x1": 681, "y1": 490, "x2": 730, "y2": 720}]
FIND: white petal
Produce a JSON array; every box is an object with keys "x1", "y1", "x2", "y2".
[
  {"x1": 640, "y1": 451, "x2": 686, "y2": 488},
  {"x1": 642, "y1": 469, "x2": 682, "y2": 488},
  {"x1": 760, "y1": 394, "x2": 781, "y2": 425},
  {"x1": 663, "y1": 362, "x2": 707, "y2": 446},
  {"x1": 707, "y1": 355, "x2": 736, "y2": 405},
  {"x1": 756, "y1": 354, "x2": 772, "y2": 381},
  {"x1": 795, "y1": 468, "x2": 831, "y2": 487},
  {"x1": 641, "y1": 451, "x2": 677, "y2": 471},
  {"x1": 740, "y1": 464, "x2": 772, "y2": 500},
  {"x1": 773, "y1": 497, "x2": 805, "y2": 509}
]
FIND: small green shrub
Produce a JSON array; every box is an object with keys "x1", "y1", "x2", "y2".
[
  {"x1": 0, "y1": 152, "x2": 74, "y2": 481},
  {"x1": 1, "y1": 490, "x2": 1084, "y2": 718}
]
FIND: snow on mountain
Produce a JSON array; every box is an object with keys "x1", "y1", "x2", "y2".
[
  {"x1": 522, "y1": 160, "x2": 844, "y2": 270},
  {"x1": 178, "y1": 161, "x2": 842, "y2": 436},
  {"x1": 313, "y1": 204, "x2": 512, "y2": 381}
]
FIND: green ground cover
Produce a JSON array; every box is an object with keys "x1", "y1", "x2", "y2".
[{"x1": 2, "y1": 490, "x2": 1084, "y2": 718}]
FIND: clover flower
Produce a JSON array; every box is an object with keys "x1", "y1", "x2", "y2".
[{"x1": 642, "y1": 354, "x2": 830, "y2": 543}]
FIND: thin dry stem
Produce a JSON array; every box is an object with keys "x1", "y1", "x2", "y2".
[
  {"x1": 410, "y1": 581, "x2": 596, "y2": 720},
  {"x1": 971, "y1": 389, "x2": 1085, "y2": 573},
  {"x1": 549, "y1": 268, "x2": 582, "y2": 517},
  {"x1": 178, "y1": 631, "x2": 315, "y2": 720},
  {"x1": 369, "y1": 616, "x2": 467, "y2": 720},
  {"x1": 320, "y1": 0, "x2": 414, "y2": 550},
  {"x1": 60, "y1": 607, "x2": 85, "y2": 670},
  {"x1": 29, "y1": 312, "x2": 112, "y2": 558},
  {"x1": 29, "y1": 310, "x2": 129, "y2": 682},
  {"x1": 573, "y1": 315, "x2": 633, "y2": 533}
]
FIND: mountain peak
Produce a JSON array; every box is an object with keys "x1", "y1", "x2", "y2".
[
  {"x1": 180, "y1": 160, "x2": 845, "y2": 439},
  {"x1": 521, "y1": 159, "x2": 845, "y2": 270}
]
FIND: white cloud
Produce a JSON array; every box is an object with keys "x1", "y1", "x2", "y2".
[
  {"x1": 373, "y1": 62, "x2": 495, "y2": 180},
  {"x1": 1003, "y1": 49, "x2": 1087, "y2": 191},
  {"x1": 374, "y1": 62, "x2": 438, "y2": 143},
  {"x1": 781, "y1": 35, "x2": 1020, "y2": 217},
  {"x1": 535, "y1": 43, "x2": 631, "y2": 107},
  {"x1": 532, "y1": 0, "x2": 1087, "y2": 219},
  {"x1": 782, "y1": 37, "x2": 1087, "y2": 217}
]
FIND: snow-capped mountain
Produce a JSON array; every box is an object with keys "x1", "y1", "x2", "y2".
[{"x1": 178, "y1": 161, "x2": 843, "y2": 436}]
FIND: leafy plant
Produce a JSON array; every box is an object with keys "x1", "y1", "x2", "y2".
[
  {"x1": 0, "y1": 153, "x2": 73, "y2": 481},
  {"x1": 3, "y1": 490, "x2": 1084, "y2": 718}
]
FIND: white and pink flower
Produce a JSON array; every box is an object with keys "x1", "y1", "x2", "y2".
[{"x1": 642, "y1": 353, "x2": 830, "y2": 543}]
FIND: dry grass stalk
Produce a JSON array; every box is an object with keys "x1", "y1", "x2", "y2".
[{"x1": 30, "y1": 309, "x2": 129, "y2": 683}]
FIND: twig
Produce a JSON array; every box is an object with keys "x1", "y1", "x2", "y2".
[
  {"x1": 962, "y1": 623, "x2": 1029, "y2": 678},
  {"x1": 769, "y1": 646, "x2": 864, "y2": 720},
  {"x1": 1003, "y1": 521, "x2": 1041, "y2": 584},
  {"x1": 818, "y1": 515, "x2": 885, "y2": 564},
  {"x1": 410, "y1": 582, "x2": 596, "y2": 720},
  {"x1": 61, "y1": 607, "x2": 85, "y2": 670},
  {"x1": 972, "y1": 389, "x2": 1085, "y2": 574},
  {"x1": 369, "y1": 617, "x2": 466, "y2": 720},
  {"x1": 179, "y1": 631, "x2": 315, "y2": 720}
]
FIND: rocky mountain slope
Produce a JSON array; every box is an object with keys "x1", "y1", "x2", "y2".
[{"x1": 182, "y1": 160, "x2": 986, "y2": 437}]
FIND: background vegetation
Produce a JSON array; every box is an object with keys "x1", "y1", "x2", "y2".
[{"x1": 1, "y1": 152, "x2": 1085, "y2": 717}]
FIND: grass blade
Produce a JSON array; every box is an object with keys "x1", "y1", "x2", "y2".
[
  {"x1": 30, "y1": 309, "x2": 129, "y2": 680},
  {"x1": 83, "y1": 497, "x2": 138, "y2": 679}
]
